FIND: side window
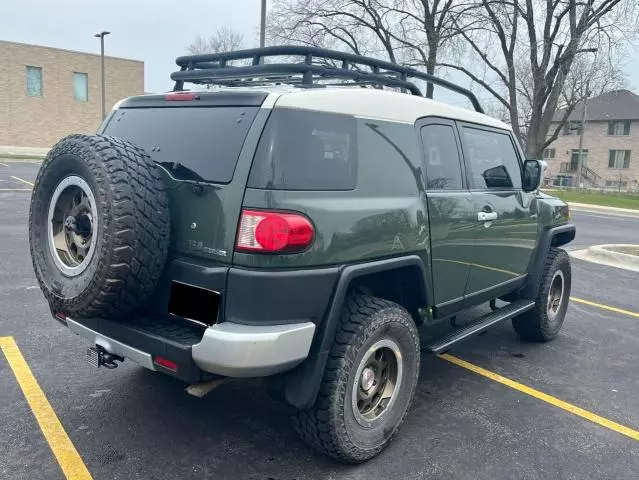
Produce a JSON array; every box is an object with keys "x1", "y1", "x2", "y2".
[
  {"x1": 420, "y1": 124, "x2": 463, "y2": 190},
  {"x1": 248, "y1": 108, "x2": 357, "y2": 190},
  {"x1": 462, "y1": 127, "x2": 522, "y2": 189}
]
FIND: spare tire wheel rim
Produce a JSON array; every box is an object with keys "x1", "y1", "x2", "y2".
[
  {"x1": 47, "y1": 175, "x2": 98, "y2": 277},
  {"x1": 351, "y1": 338, "x2": 403, "y2": 428}
]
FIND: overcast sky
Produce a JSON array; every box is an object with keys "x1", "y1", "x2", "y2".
[{"x1": 2, "y1": 0, "x2": 638, "y2": 100}]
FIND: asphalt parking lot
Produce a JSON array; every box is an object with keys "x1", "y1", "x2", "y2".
[{"x1": 1, "y1": 160, "x2": 638, "y2": 480}]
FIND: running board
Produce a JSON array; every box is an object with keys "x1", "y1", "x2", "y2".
[{"x1": 424, "y1": 299, "x2": 536, "y2": 353}]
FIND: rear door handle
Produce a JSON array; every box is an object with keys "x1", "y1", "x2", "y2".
[{"x1": 477, "y1": 211, "x2": 498, "y2": 222}]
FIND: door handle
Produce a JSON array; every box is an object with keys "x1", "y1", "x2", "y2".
[{"x1": 477, "y1": 211, "x2": 498, "y2": 222}]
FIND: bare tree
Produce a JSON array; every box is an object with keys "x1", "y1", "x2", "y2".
[
  {"x1": 187, "y1": 27, "x2": 244, "y2": 55},
  {"x1": 443, "y1": 0, "x2": 637, "y2": 158},
  {"x1": 269, "y1": 0, "x2": 462, "y2": 98}
]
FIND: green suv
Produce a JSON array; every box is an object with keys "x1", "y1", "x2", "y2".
[{"x1": 28, "y1": 46, "x2": 575, "y2": 463}]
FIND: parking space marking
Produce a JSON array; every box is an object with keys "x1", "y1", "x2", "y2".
[
  {"x1": 0, "y1": 188, "x2": 32, "y2": 191},
  {"x1": 0, "y1": 336, "x2": 93, "y2": 480},
  {"x1": 0, "y1": 162, "x2": 8, "y2": 167},
  {"x1": 10, "y1": 175, "x2": 35, "y2": 187},
  {"x1": 571, "y1": 297, "x2": 639, "y2": 319},
  {"x1": 440, "y1": 353, "x2": 639, "y2": 442}
]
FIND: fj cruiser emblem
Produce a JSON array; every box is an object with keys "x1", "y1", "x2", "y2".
[{"x1": 186, "y1": 239, "x2": 228, "y2": 257}]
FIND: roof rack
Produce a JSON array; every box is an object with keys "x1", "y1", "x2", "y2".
[{"x1": 171, "y1": 46, "x2": 484, "y2": 113}]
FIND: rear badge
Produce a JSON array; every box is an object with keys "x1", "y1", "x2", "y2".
[{"x1": 186, "y1": 239, "x2": 227, "y2": 257}]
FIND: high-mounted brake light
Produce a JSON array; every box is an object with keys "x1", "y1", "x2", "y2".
[
  {"x1": 236, "y1": 210, "x2": 314, "y2": 253},
  {"x1": 164, "y1": 92, "x2": 199, "y2": 101}
]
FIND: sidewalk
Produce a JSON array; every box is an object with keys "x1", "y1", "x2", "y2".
[
  {"x1": 0, "y1": 145, "x2": 48, "y2": 160},
  {"x1": 568, "y1": 202, "x2": 639, "y2": 218}
]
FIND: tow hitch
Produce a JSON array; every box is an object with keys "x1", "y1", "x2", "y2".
[{"x1": 86, "y1": 346, "x2": 124, "y2": 369}]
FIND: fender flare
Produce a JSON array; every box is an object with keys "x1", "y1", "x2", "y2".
[
  {"x1": 283, "y1": 255, "x2": 429, "y2": 409},
  {"x1": 522, "y1": 223, "x2": 576, "y2": 299}
]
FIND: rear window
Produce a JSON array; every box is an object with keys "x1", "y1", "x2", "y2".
[
  {"x1": 103, "y1": 106, "x2": 259, "y2": 183},
  {"x1": 248, "y1": 108, "x2": 357, "y2": 190}
]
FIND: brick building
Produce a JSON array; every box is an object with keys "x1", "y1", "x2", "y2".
[
  {"x1": 543, "y1": 89, "x2": 639, "y2": 189},
  {"x1": 0, "y1": 40, "x2": 144, "y2": 148}
]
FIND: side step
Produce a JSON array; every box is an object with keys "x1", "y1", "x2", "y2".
[{"x1": 424, "y1": 299, "x2": 536, "y2": 353}]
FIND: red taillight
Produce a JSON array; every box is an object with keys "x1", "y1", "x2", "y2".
[
  {"x1": 153, "y1": 356, "x2": 178, "y2": 372},
  {"x1": 164, "y1": 92, "x2": 199, "y2": 101},
  {"x1": 55, "y1": 312, "x2": 67, "y2": 321},
  {"x1": 236, "y1": 210, "x2": 314, "y2": 253}
]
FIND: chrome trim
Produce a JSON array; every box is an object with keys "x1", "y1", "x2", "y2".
[
  {"x1": 192, "y1": 321, "x2": 316, "y2": 377},
  {"x1": 65, "y1": 317, "x2": 156, "y2": 371}
]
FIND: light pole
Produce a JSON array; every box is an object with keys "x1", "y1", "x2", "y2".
[
  {"x1": 94, "y1": 31, "x2": 110, "y2": 120},
  {"x1": 575, "y1": 47, "x2": 597, "y2": 189},
  {"x1": 260, "y1": 0, "x2": 266, "y2": 48}
]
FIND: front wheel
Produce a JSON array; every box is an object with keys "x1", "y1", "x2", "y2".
[
  {"x1": 513, "y1": 247, "x2": 571, "y2": 342},
  {"x1": 294, "y1": 293, "x2": 420, "y2": 463}
]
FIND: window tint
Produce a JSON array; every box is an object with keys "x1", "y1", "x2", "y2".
[
  {"x1": 248, "y1": 108, "x2": 357, "y2": 190},
  {"x1": 73, "y1": 72, "x2": 88, "y2": 102},
  {"x1": 462, "y1": 127, "x2": 522, "y2": 189},
  {"x1": 420, "y1": 124, "x2": 463, "y2": 190},
  {"x1": 26, "y1": 66, "x2": 42, "y2": 97},
  {"x1": 357, "y1": 120, "x2": 422, "y2": 195},
  {"x1": 103, "y1": 106, "x2": 259, "y2": 183}
]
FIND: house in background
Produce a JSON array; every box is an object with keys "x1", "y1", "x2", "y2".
[
  {"x1": 543, "y1": 89, "x2": 639, "y2": 190},
  {"x1": 0, "y1": 40, "x2": 144, "y2": 148}
]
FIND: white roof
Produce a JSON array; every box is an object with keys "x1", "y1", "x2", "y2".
[{"x1": 267, "y1": 88, "x2": 510, "y2": 130}]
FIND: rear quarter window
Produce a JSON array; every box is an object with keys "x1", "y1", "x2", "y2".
[{"x1": 248, "y1": 108, "x2": 358, "y2": 190}]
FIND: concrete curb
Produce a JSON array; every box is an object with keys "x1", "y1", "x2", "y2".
[
  {"x1": 0, "y1": 154, "x2": 45, "y2": 161},
  {"x1": 571, "y1": 244, "x2": 639, "y2": 272},
  {"x1": 568, "y1": 202, "x2": 639, "y2": 218}
]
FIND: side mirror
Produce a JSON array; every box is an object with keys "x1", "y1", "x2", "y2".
[
  {"x1": 522, "y1": 159, "x2": 546, "y2": 192},
  {"x1": 482, "y1": 165, "x2": 512, "y2": 188}
]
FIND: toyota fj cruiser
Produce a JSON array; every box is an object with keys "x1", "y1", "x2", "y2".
[{"x1": 29, "y1": 46, "x2": 575, "y2": 463}]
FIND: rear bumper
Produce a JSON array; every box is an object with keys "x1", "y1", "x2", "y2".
[
  {"x1": 64, "y1": 314, "x2": 315, "y2": 380},
  {"x1": 192, "y1": 322, "x2": 315, "y2": 377}
]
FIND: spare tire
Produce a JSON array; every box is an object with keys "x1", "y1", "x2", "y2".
[{"x1": 29, "y1": 134, "x2": 170, "y2": 318}]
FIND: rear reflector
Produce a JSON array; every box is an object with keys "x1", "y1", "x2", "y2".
[
  {"x1": 236, "y1": 209, "x2": 314, "y2": 253},
  {"x1": 55, "y1": 312, "x2": 67, "y2": 320},
  {"x1": 153, "y1": 356, "x2": 178, "y2": 372},
  {"x1": 164, "y1": 92, "x2": 199, "y2": 101}
]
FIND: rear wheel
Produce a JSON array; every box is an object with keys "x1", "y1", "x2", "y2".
[
  {"x1": 294, "y1": 293, "x2": 420, "y2": 463},
  {"x1": 512, "y1": 247, "x2": 571, "y2": 342}
]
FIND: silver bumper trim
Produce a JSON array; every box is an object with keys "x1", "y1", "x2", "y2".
[
  {"x1": 192, "y1": 321, "x2": 316, "y2": 377},
  {"x1": 66, "y1": 318, "x2": 156, "y2": 371}
]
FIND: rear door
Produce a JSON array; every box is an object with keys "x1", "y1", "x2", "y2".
[
  {"x1": 101, "y1": 94, "x2": 267, "y2": 264},
  {"x1": 418, "y1": 118, "x2": 474, "y2": 316},
  {"x1": 458, "y1": 124, "x2": 538, "y2": 302}
]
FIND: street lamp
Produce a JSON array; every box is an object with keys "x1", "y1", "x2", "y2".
[
  {"x1": 260, "y1": 0, "x2": 266, "y2": 48},
  {"x1": 575, "y1": 47, "x2": 598, "y2": 189},
  {"x1": 94, "y1": 31, "x2": 111, "y2": 120}
]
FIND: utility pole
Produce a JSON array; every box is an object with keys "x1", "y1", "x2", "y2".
[
  {"x1": 260, "y1": 0, "x2": 267, "y2": 48},
  {"x1": 575, "y1": 47, "x2": 597, "y2": 189},
  {"x1": 575, "y1": 92, "x2": 588, "y2": 189},
  {"x1": 94, "y1": 31, "x2": 111, "y2": 120}
]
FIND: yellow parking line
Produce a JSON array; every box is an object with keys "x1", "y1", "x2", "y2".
[
  {"x1": 571, "y1": 297, "x2": 639, "y2": 319},
  {"x1": 0, "y1": 336, "x2": 93, "y2": 479},
  {"x1": 10, "y1": 175, "x2": 34, "y2": 187},
  {"x1": 440, "y1": 353, "x2": 639, "y2": 442}
]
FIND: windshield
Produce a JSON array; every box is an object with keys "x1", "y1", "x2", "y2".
[{"x1": 103, "y1": 106, "x2": 259, "y2": 183}]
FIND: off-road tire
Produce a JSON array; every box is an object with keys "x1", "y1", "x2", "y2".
[
  {"x1": 29, "y1": 134, "x2": 170, "y2": 318},
  {"x1": 512, "y1": 247, "x2": 571, "y2": 342},
  {"x1": 294, "y1": 293, "x2": 420, "y2": 463}
]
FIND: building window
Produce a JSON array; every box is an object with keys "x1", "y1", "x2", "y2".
[
  {"x1": 608, "y1": 150, "x2": 631, "y2": 169},
  {"x1": 608, "y1": 120, "x2": 630, "y2": 136},
  {"x1": 73, "y1": 72, "x2": 88, "y2": 102},
  {"x1": 543, "y1": 148, "x2": 556, "y2": 159},
  {"x1": 26, "y1": 66, "x2": 42, "y2": 97},
  {"x1": 563, "y1": 121, "x2": 583, "y2": 136},
  {"x1": 605, "y1": 180, "x2": 628, "y2": 188}
]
